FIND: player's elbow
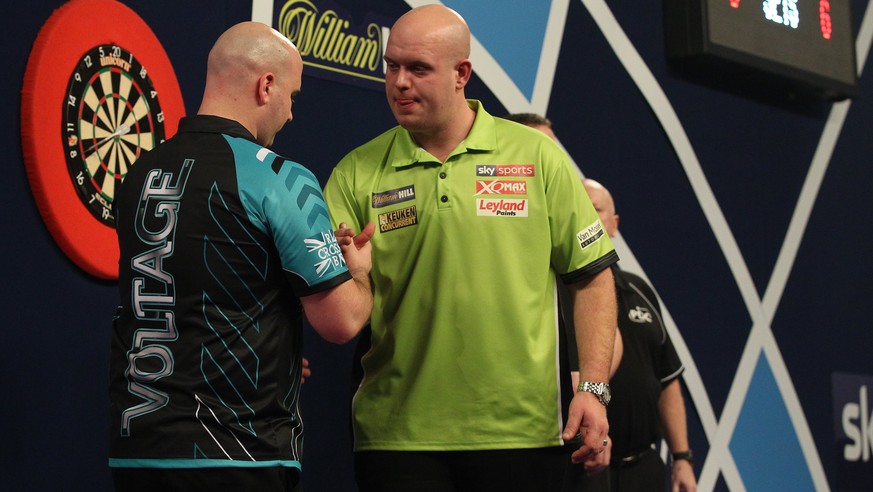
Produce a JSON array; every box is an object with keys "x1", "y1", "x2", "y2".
[
  {"x1": 314, "y1": 321, "x2": 360, "y2": 345},
  {"x1": 302, "y1": 279, "x2": 372, "y2": 344},
  {"x1": 305, "y1": 298, "x2": 371, "y2": 344}
]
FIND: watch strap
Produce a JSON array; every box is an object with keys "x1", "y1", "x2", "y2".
[
  {"x1": 671, "y1": 450, "x2": 694, "y2": 466},
  {"x1": 576, "y1": 381, "x2": 610, "y2": 405}
]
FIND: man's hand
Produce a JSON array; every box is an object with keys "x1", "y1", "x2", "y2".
[
  {"x1": 671, "y1": 459, "x2": 697, "y2": 492},
  {"x1": 335, "y1": 222, "x2": 375, "y2": 276},
  {"x1": 302, "y1": 222, "x2": 375, "y2": 344},
  {"x1": 579, "y1": 434, "x2": 611, "y2": 476},
  {"x1": 335, "y1": 222, "x2": 375, "y2": 249},
  {"x1": 563, "y1": 391, "x2": 609, "y2": 464}
]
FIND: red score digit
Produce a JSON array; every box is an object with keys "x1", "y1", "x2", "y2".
[{"x1": 820, "y1": 1, "x2": 833, "y2": 39}]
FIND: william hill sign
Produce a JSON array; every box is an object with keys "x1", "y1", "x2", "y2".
[{"x1": 278, "y1": 0, "x2": 391, "y2": 91}]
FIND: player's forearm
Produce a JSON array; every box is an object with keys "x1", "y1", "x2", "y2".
[
  {"x1": 572, "y1": 267, "x2": 617, "y2": 383},
  {"x1": 659, "y1": 378, "x2": 690, "y2": 452},
  {"x1": 303, "y1": 272, "x2": 372, "y2": 344},
  {"x1": 346, "y1": 266, "x2": 373, "y2": 328}
]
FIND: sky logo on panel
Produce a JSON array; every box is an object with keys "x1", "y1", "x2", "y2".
[{"x1": 832, "y1": 372, "x2": 873, "y2": 490}]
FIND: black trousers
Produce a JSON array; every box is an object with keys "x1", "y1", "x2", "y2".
[
  {"x1": 607, "y1": 451, "x2": 666, "y2": 492},
  {"x1": 563, "y1": 449, "x2": 666, "y2": 492},
  {"x1": 111, "y1": 466, "x2": 301, "y2": 492},
  {"x1": 355, "y1": 447, "x2": 569, "y2": 492}
]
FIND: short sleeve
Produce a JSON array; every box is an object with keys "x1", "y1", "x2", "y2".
[
  {"x1": 540, "y1": 142, "x2": 617, "y2": 282},
  {"x1": 226, "y1": 136, "x2": 351, "y2": 297}
]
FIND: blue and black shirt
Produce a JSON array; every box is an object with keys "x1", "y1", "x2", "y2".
[{"x1": 109, "y1": 115, "x2": 350, "y2": 470}]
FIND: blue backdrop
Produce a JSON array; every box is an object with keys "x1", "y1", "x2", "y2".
[{"x1": 4, "y1": 1, "x2": 872, "y2": 490}]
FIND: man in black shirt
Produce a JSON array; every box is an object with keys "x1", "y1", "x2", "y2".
[
  {"x1": 109, "y1": 21, "x2": 374, "y2": 492},
  {"x1": 567, "y1": 179, "x2": 697, "y2": 492}
]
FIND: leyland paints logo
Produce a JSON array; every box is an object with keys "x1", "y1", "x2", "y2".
[
  {"x1": 277, "y1": 0, "x2": 391, "y2": 91},
  {"x1": 832, "y1": 372, "x2": 873, "y2": 490},
  {"x1": 476, "y1": 199, "x2": 528, "y2": 217}
]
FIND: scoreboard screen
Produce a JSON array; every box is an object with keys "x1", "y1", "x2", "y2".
[{"x1": 665, "y1": 0, "x2": 859, "y2": 100}]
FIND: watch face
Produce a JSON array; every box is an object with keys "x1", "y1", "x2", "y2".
[
  {"x1": 63, "y1": 44, "x2": 166, "y2": 227},
  {"x1": 580, "y1": 381, "x2": 611, "y2": 405}
]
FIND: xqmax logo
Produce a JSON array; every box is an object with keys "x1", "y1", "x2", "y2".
[
  {"x1": 476, "y1": 164, "x2": 535, "y2": 177},
  {"x1": 475, "y1": 180, "x2": 527, "y2": 195}
]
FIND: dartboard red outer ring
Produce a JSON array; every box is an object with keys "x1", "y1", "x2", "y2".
[{"x1": 21, "y1": 0, "x2": 185, "y2": 280}]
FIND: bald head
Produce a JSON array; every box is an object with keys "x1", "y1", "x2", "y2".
[
  {"x1": 392, "y1": 5, "x2": 471, "y2": 62},
  {"x1": 199, "y1": 22, "x2": 302, "y2": 146},
  {"x1": 583, "y1": 178, "x2": 619, "y2": 238},
  {"x1": 206, "y1": 22, "x2": 297, "y2": 87},
  {"x1": 507, "y1": 113, "x2": 558, "y2": 142}
]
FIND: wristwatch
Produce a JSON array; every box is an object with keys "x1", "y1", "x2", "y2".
[
  {"x1": 577, "y1": 381, "x2": 611, "y2": 406},
  {"x1": 671, "y1": 450, "x2": 694, "y2": 466}
]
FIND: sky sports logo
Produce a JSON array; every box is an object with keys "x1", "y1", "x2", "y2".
[
  {"x1": 476, "y1": 164, "x2": 535, "y2": 177},
  {"x1": 833, "y1": 372, "x2": 873, "y2": 490},
  {"x1": 475, "y1": 180, "x2": 527, "y2": 195}
]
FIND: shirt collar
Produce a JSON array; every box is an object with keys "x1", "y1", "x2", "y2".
[
  {"x1": 177, "y1": 115, "x2": 258, "y2": 143},
  {"x1": 390, "y1": 99, "x2": 497, "y2": 168}
]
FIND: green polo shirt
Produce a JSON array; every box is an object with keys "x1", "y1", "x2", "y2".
[{"x1": 323, "y1": 101, "x2": 617, "y2": 451}]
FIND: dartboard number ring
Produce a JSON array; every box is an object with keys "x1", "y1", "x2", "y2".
[{"x1": 63, "y1": 43, "x2": 166, "y2": 227}]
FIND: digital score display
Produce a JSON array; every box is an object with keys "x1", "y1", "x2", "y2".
[{"x1": 666, "y1": 0, "x2": 859, "y2": 100}]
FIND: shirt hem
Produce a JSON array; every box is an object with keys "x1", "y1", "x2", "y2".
[
  {"x1": 353, "y1": 439, "x2": 563, "y2": 452},
  {"x1": 108, "y1": 458, "x2": 302, "y2": 469}
]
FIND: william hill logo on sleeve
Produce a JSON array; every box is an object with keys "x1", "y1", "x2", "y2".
[{"x1": 577, "y1": 222, "x2": 605, "y2": 249}]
